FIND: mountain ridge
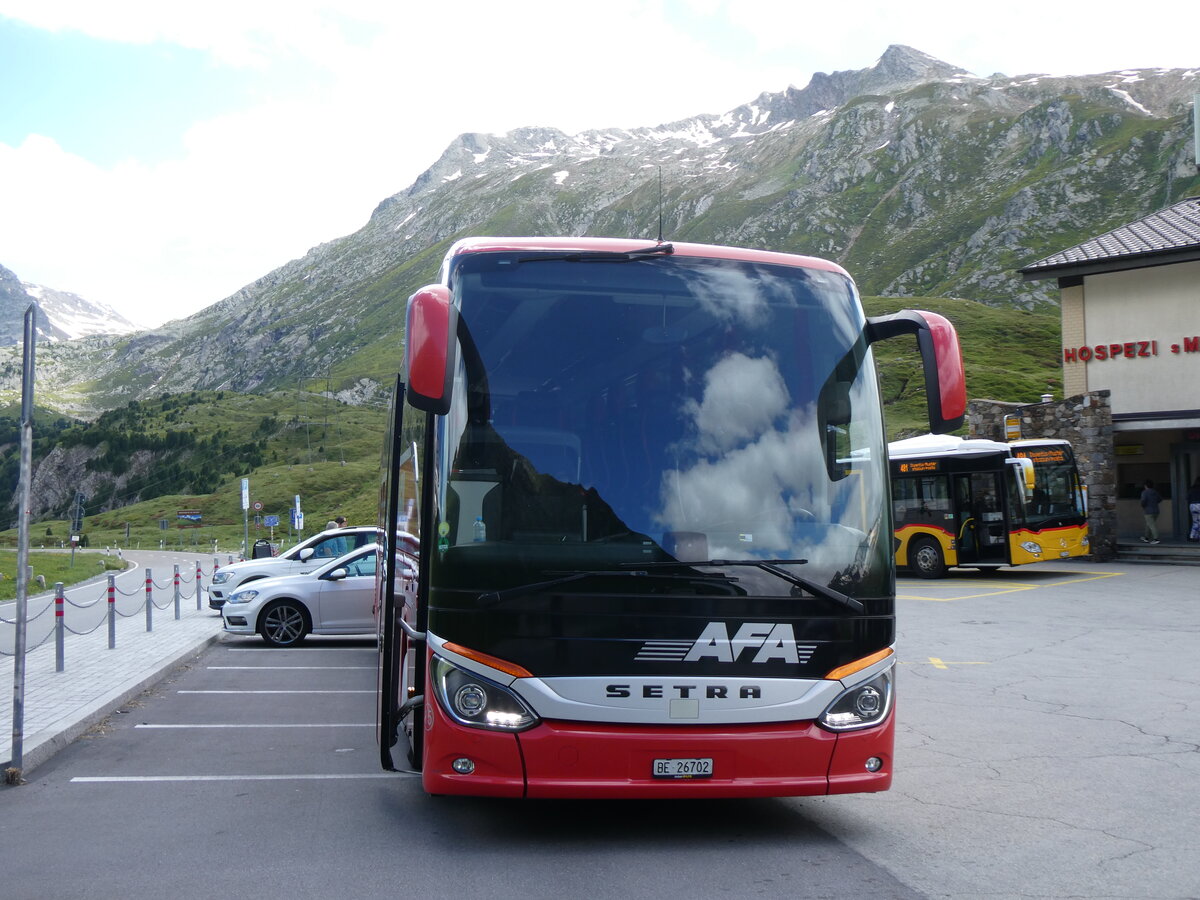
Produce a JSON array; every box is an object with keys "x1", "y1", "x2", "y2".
[
  {"x1": 0, "y1": 262, "x2": 142, "y2": 344},
  {"x1": 2, "y1": 45, "x2": 1197, "y2": 417}
]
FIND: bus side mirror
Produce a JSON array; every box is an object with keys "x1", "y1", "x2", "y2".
[
  {"x1": 865, "y1": 310, "x2": 966, "y2": 434},
  {"x1": 405, "y1": 285, "x2": 458, "y2": 415},
  {"x1": 1008, "y1": 457, "x2": 1035, "y2": 496}
]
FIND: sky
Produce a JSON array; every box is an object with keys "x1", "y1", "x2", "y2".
[{"x1": 0, "y1": 1, "x2": 1196, "y2": 328}]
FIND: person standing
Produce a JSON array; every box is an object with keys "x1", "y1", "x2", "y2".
[
  {"x1": 1140, "y1": 479, "x2": 1162, "y2": 544},
  {"x1": 1187, "y1": 477, "x2": 1200, "y2": 542}
]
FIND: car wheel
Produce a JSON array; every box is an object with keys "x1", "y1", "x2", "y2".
[
  {"x1": 258, "y1": 599, "x2": 310, "y2": 647},
  {"x1": 909, "y1": 537, "x2": 947, "y2": 579}
]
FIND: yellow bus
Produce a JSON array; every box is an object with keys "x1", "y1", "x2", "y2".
[{"x1": 890, "y1": 435, "x2": 1088, "y2": 578}]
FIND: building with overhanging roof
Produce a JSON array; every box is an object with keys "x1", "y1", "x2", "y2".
[{"x1": 1020, "y1": 197, "x2": 1200, "y2": 542}]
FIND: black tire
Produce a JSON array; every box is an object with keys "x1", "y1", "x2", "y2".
[
  {"x1": 909, "y1": 537, "x2": 947, "y2": 579},
  {"x1": 258, "y1": 599, "x2": 311, "y2": 647}
]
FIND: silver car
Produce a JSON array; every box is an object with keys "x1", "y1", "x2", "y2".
[
  {"x1": 221, "y1": 543, "x2": 379, "y2": 647},
  {"x1": 208, "y1": 526, "x2": 378, "y2": 610}
]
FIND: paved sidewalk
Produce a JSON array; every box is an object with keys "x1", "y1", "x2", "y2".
[{"x1": 2, "y1": 550, "x2": 227, "y2": 777}]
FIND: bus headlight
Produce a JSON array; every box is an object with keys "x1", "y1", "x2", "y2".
[
  {"x1": 1020, "y1": 541, "x2": 1043, "y2": 555},
  {"x1": 819, "y1": 669, "x2": 893, "y2": 731},
  {"x1": 432, "y1": 656, "x2": 539, "y2": 731}
]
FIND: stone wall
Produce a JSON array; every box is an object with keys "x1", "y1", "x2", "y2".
[{"x1": 966, "y1": 390, "x2": 1117, "y2": 560}]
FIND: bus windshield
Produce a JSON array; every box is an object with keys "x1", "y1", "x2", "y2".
[
  {"x1": 428, "y1": 251, "x2": 891, "y2": 606},
  {"x1": 1016, "y1": 443, "x2": 1085, "y2": 526}
]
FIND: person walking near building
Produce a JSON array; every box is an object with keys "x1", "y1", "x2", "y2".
[
  {"x1": 1188, "y1": 477, "x2": 1200, "y2": 543},
  {"x1": 1140, "y1": 479, "x2": 1162, "y2": 544}
]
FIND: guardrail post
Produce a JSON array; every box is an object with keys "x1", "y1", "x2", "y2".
[
  {"x1": 108, "y1": 574, "x2": 116, "y2": 649},
  {"x1": 173, "y1": 564, "x2": 181, "y2": 620},
  {"x1": 145, "y1": 567, "x2": 153, "y2": 632},
  {"x1": 55, "y1": 582, "x2": 65, "y2": 672},
  {"x1": 196, "y1": 561, "x2": 203, "y2": 610}
]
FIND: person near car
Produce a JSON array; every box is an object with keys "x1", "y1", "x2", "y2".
[
  {"x1": 1188, "y1": 477, "x2": 1200, "y2": 542},
  {"x1": 1140, "y1": 479, "x2": 1162, "y2": 544},
  {"x1": 319, "y1": 516, "x2": 350, "y2": 557}
]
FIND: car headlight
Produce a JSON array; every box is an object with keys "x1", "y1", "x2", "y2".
[
  {"x1": 1020, "y1": 541, "x2": 1043, "y2": 555},
  {"x1": 227, "y1": 589, "x2": 258, "y2": 605},
  {"x1": 212, "y1": 571, "x2": 233, "y2": 585},
  {"x1": 819, "y1": 668, "x2": 893, "y2": 731},
  {"x1": 431, "y1": 656, "x2": 538, "y2": 731}
]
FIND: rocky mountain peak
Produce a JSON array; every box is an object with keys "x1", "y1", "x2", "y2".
[
  {"x1": 0, "y1": 262, "x2": 141, "y2": 345},
  {"x1": 873, "y1": 44, "x2": 973, "y2": 82}
]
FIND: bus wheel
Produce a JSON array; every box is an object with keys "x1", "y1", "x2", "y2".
[
  {"x1": 909, "y1": 538, "x2": 947, "y2": 579},
  {"x1": 258, "y1": 600, "x2": 310, "y2": 647}
]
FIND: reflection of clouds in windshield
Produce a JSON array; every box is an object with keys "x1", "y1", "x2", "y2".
[
  {"x1": 660, "y1": 408, "x2": 823, "y2": 555},
  {"x1": 683, "y1": 353, "x2": 788, "y2": 454},
  {"x1": 686, "y1": 267, "x2": 788, "y2": 327},
  {"x1": 657, "y1": 352, "x2": 881, "y2": 575}
]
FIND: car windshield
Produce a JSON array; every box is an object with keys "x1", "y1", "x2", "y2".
[{"x1": 425, "y1": 251, "x2": 891, "y2": 605}]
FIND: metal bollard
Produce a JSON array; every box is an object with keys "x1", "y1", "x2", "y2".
[
  {"x1": 196, "y1": 561, "x2": 203, "y2": 610},
  {"x1": 55, "y1": 582, "x2": 65, "y2": 672},
  {"x1": 145, "y1": 567, "x2": 153, "y2": 632},
  {"x1": 108, "y1": 574, "x2": 116, "y2": 649},
  {"x1": 173, "y1": 564, "x2": 181, "y2": 620}
]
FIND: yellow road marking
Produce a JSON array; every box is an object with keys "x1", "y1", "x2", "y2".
[
  {"x1": 898, "y1": 571, "x2": 1125, "y2": 602},
  {"x1": 899, "y1": 658, "x2": 990, "y2": 668}
]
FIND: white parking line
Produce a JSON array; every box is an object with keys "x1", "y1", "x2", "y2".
[
  {"x1": 71, "y1": 773, "x2": 414, "y2": 783},
  {"x1": 178, "y1": 690, "x2": 374, "y2": 694},
  {"x1": 175, "y1": 696, "x2": 372, "y2": 700},
  {"x1": 207, "y1": 666, "x2": 375, "y2": 670},
  {"x1": 225, "y1": 647, "x2": 374, "y2": 652},
  {"x1": 135, "y1": 723, "x2": 373, "y2": 729}
]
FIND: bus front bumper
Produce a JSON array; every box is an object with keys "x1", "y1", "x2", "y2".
[{"x1": 422, "y1": 700, "x2": 894, "y2": 799}]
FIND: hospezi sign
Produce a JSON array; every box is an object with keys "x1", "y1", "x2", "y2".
[{"x1": 1063, "y1": 335, "x2": 1199, "y2": 363}]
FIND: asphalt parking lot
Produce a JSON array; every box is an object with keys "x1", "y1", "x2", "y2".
[
  {"x1": 826, "y1": 560, "x2": 1200, "y2": 899},
  {"x1": 1, "y1": 559, "x2": 1196, "y2": 899}
]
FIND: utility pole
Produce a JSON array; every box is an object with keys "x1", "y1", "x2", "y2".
[{"x1": 8, "y1": 303, "x2": 37, "y2": 784}]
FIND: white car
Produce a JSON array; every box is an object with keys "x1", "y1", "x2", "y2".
[
  {"x1": 221, "y1": 543, "x2": 380, "y2": 647},
  {"x1": 208, "y1": 526, "x2": 378, "y2": 610}
]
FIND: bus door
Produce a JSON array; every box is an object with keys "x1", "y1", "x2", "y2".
[{"x1": 954, "y1": 472, "x2": 1007, "y2": 565}]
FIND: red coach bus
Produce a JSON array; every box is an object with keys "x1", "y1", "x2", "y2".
[{"x1": 376, "y1": 236, "x2": 964, "y2": 798}]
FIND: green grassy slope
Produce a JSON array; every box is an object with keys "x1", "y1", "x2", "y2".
[{"x1": 865, "y1": 295, "x2": 1062, "y2": 437}]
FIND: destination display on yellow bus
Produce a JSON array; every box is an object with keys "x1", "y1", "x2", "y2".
[
  {"x1": 897, "y1": 460, "x2": 940, "y2": 473},
  {"x1": 1014, "y1": 448, "x2": 1067, "y2": 464}
]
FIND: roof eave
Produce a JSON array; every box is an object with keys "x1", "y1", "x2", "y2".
[{"x1": 1019, "y1": 245, "x2": 1200, "y2": 282}]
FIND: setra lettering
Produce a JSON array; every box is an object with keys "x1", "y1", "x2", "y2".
[{"x1": 604, "y1": 683, "x2": 759, "y2": 700}]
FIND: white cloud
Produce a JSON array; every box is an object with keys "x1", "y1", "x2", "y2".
[{"x1": 1, "y1": 0, "x2": 1197, "y2": 326}]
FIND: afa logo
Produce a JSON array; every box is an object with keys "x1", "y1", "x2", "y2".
[{"x1": 636, "y1": 622, "x2": 816, "y2": 664}]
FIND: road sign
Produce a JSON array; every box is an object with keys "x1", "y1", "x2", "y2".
[
  {"x1": 264, "y1": 515, "x2": 280, "y2": 527},
  {"x1": 253, "y1": 501, "x2": 263, "y2": 511}
]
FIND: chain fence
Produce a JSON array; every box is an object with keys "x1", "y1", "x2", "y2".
[{"x1": 0, "y1": 556, "x2": 238, "y2": 671}]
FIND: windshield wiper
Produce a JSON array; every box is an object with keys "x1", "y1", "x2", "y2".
[
  {"x1": 515, "y1": 243, "x2": 674, "y2": 264},
  {"x1": 622, "y1": 559, "x2": 865, "y2": 615},
  {"x1": 479, "y1": 570, "x2": 647, "y2": 607},
  {"x1": 478, "y1": 564, "x2": 729, "y2": 607}
]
